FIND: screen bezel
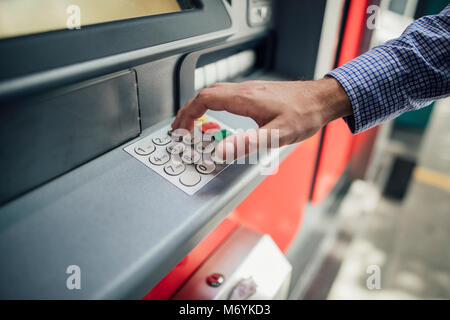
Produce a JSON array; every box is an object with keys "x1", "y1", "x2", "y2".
[{"x1": 0, "y1": 0, "x2": 231, "y2": 81}]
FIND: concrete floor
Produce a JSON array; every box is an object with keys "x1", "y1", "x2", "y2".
[
  {"x1": 309, "y1": 98, "x2": 450, "y2": 300},
  {"x1": 327, "y1": 179, "x2": 450, "y2": 299}
]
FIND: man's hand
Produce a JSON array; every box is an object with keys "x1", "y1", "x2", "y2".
[{"x1": 171, "y1": 77, "x2": 352, "y2": 159}]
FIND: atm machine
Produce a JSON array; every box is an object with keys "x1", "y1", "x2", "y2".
[{"x1": 0, "y1": 0, "x2": 366, "y2": 299}]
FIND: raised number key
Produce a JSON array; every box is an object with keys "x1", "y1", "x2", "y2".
[
  {"x1": 182, "y1": 130, "x2": 202, "y2": 145},
  {"x1": 181, "y1": 149, "x2": 201, "y2": 164},
  {"x1": 164, "y1": 161, "x2": 186, "y2": 176},
  {"x1": 152, "y1": 135, "x2": 172, "y2": 146},
  {"x1": 134, "y1": 141, "x2": 155, "y2": 155},
  {"x1": 170, "y1": 128, "x2": 189, "y2": 142},
  {"x1": 196, "y1": 162, "x2": 216, "y2": 175},
  {"x1": 195, "y1": 141, "x2": 215, "y2": 154},
  {"x1": 167, "y1": 142, "x2": 186, "y2": 155},
  {"x1": 149, "y1": 150, "x2": 170, "y2": 166}
]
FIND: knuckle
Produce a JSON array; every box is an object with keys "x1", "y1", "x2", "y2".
[
  {"x1": 231, "y1": 93, "x2": 246, "y2": 106},
  {"x1": 197, "y1": 88, "x2": 210, "y2": 100}
]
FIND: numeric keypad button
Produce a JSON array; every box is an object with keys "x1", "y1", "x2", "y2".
[
  {"x1": 181, "y1": 149, "x2": 201, "y2": 164},
  {"x1": 179, "y1": 171, "x2": 201, "y2": 187},
  {"x1": 164, "y1": 161, "x2": 186, "y2": 176},
  {"x1": 195, "y1": 141, "x2": 215, "y2": 154},
  {"x1": 134, "y1": 141, "x2": 155, "y2": 155},
  {"x1": 196, "y1": 162, "x2": 216, "y2": 175},
  {"x1": 182, "y1": 132, "x2": 202, "y2": 145},
  {"x1": 167, "y1": 142, "x2": 185, "y2": 155},
  {"x1": 152, "y1": 135, "x2": 172, "y2": 146},
  {"x1": 169, "y1": 129, "x2": 188, "y2": 142},
  {"x1": 149, "y1": 151, "x2": 170, "y2": 166}
]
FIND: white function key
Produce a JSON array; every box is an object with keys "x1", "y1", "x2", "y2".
[
  {"x1": 196, "y1": 162, "x2": 216, "y2": 175},
  {"x1": 204, "y1": 63, "x2": 217, "y2": 87},
  {"x1": 164, "y1": 161, "x2": 186, "y2": 176},
  {"x1": 194, "y1": 68, "x2": 205, "y2": 91},
  {"x1": 179, "y1": 171, "x2": 201, "y2": 187},
  {"x1": 216, "y1": 59, "x2": 229, "y2": 81},
  {"x1": 152, "y1": 135, "x2": 172, "y2": 146},
  {"x1": 167, "y1": 142, "x2": 186, "y2": 155},
  {"x1": 195, "y1": 141, "x2": 215, "y2": 154},
  {"x1": 134, "y1": 141, "x2": 155, "y2": 155},
  {"x1": 181, "y1": 149, "x2": 201, "y2": 164},
  {"x1": 149, "y1": 150, "x2": 170, "y2": 166}
]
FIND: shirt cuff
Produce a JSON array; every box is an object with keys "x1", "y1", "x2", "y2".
[
  {"x1": 326, "y1": 71, "x2": 358, "y2": 134},
  {"x1": 326, "y1": 46, "x2": 402, "y2": 134}
]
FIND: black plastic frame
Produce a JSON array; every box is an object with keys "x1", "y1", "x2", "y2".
[{"x1": 0, "y1": 0, "x2": 231, "y2": 81}]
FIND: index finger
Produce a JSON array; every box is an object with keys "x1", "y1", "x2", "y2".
[{"x1": 171, "y1": 84, "x2": 250, "y2": 131}]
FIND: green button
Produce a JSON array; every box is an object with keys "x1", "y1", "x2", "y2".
[{"x1": 213, "y1": 129, "x2": 233, "y2": 141}]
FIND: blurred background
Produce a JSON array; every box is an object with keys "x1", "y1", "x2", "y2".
[{"x1": 288, "y1": 0, "x2": 450, "y2": 299}]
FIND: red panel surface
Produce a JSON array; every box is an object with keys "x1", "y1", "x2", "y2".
[
  {"x1": 230, "y1": 132, "x2": 322, "y2": 251},
  {"x1": 143, "y1": 218, "x2": 238, "y2": 300},
  {"x1": 311, "y1": 119, "x2": 353, "y2": 203},
  {"x1": 337, "y1": 0, "x2": 370, "y2": 66},
  {"x1": 311, "y1": 0, "x2": 369, "y2": 203}
]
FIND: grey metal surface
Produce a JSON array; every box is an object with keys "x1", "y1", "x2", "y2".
[
  {"x1": 0, "y1": 28, "x2": 233, "y2": 102},
  {"x1": 0, "y1": 111, "x2": 294, "y2": 299},
  {"x1": 134, "y1": 55, "x2": 181, "y2": 129},
  {"x1": 0, "y1": 70, "x2": 140, "y2": 205},
  {"x1": 0, "y1": 0, "x2": 275, "y2": 102},
  {"x1": 0, "y1": 0, "x2": 235, "y2": 100}
]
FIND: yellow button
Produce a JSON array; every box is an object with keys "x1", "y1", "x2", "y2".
[{"x1": 195, "y1": 115, "x2": 208, "y2": 126}]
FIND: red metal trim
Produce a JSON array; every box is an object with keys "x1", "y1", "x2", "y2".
[
  {"x1": 143, "y1": 218, "x2": 239, "y2": 300},
  {"x1": 312, "y1": 0, "x2": 369, "y2": 203}
]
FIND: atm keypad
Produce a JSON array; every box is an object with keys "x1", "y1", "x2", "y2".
[{"x1": 123, "y1": 116, "x2": 234, "y2": 195}]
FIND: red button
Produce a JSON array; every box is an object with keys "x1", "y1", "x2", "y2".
[{"x1": 201, "y1": 122, "x2": 220, "y2": 134}]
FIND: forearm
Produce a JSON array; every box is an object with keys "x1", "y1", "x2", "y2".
[{"x1": 306, "y1": 77, "x2": 353, "y2": 125}]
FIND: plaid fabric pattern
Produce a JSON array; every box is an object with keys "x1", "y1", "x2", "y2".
[{"x1": 328, "y1": 5, "x2": 450, "y2": 134}]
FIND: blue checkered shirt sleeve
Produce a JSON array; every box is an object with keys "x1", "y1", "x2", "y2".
[{"x1": 327, "y1": 5, "x2": 450, "y2": 134}]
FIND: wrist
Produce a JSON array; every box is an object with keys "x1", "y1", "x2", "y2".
[{"x1": 313, "y1": 76, "x2": 353, "y2": 124}]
